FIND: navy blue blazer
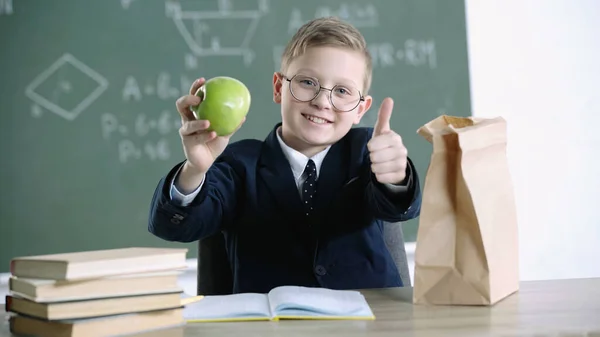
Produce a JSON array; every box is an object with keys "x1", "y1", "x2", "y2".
[{"x1": 148, "y1": 123, "x2": 421, "y2": 294}]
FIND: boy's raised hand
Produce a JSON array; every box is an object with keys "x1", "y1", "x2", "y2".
[
  {"x1": 176, "y1": 78, "x2": 246, "y2": 176},
  {"x1": 367, "y1": 97, "x2": 408, "y2": 185}
]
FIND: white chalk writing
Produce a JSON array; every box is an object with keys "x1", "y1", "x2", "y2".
[
  {"x1": 274, "y1": 39, "x2": 437, "y2": 71},
  {"x1": 134, "y1": 111, "x2": 175, "y2": 137},
  {"x1": 315, "y1": 3, "x2": 378, "y2": 27},
  {"x1": 109, "y1": 72, "x2": 198, "y2": 164},
  {"x1": 121, "y1": 0, "x2": 136, "y2": 10},
  {"x1": 122, "y1": 72, "x2": 182, "y2": 102},
  {"x1": 185, "y1": 53, "x2": 198, "y2": 70},
  {"x1": 101, "y1": 111, "x2": 180, "y2": 141},
  {"x1": 0, "y1": 0, "x2": 13, "y2": 15},
  {"x1": 118, "y1": 138, "x2": 170, "y2": 163},
  {"x1": 289, "y1": 4, "x2": 378, "y2": 34},
  {"x1": 122, "y1": 76, "x2": 142, "y2": 101},
  {"x1": 101, "y1": 110, "x2": 180, "y2": 164},
  {"x1": 369, "y1": 40, "x2": 437, "y2": 69}
]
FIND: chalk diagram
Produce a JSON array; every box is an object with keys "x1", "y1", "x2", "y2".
[
  {"x1": 25, "y1": 53, "x2": 109, "y2": 121},
  {"x1": 165, "y1": 0, "x2": 269, "y2": 66},
  {"x1": 120, "y1": 0, "x2": 136, "y2": 10},
  {"x1": 0, "y1": 0, "x2": 13, "y2": 15}
]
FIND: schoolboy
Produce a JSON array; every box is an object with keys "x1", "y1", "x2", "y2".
[{"x1": 148, "y1": 17, "x2": 422, "y2": 294}]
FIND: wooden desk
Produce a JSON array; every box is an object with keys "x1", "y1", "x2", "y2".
[{"x1": 2, "y1": 278, "x2": 599, "y2": 336}]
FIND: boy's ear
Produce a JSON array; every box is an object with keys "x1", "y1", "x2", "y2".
[
  {"x1": 272, "y1": 72, "x2": 283, "y2": 104},
  {"x1": 353, "y1": 95, "x2": 373, "y2": 125}
]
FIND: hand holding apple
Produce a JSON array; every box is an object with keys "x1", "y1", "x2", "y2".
[{"x1": 175, "y1": 77, "x2": 249, "y2": 192}]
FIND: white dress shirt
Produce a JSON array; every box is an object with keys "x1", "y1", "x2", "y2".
[{"x1": 170, "y1": 127, "x2": 407, "y2": 206}]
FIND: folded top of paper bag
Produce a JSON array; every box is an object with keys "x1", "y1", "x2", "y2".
[{"x1": 417, "y1": 115, "x2": 506, "y2": 144}]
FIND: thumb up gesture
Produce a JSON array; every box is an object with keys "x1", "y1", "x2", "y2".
[{"x1": 367, "y1": 98, "x2": 408, "y2": 185}]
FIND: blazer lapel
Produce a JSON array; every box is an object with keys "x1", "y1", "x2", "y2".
[
  {"x1": 257, "y1": 125, "x2": 304, "y2": 217},
  {"x1": 314, "y1": 140, "x2": 350, "y2": 213}
]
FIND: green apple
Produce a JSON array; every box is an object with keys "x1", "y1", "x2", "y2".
[{"x1": 191, "y1": 76, "x2": 251, "y2": 136}]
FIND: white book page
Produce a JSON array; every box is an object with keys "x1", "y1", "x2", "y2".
[
  {"x1": 183, "y1": 293, "x2": 271, "y2": 320},
  {"x1": 267, "y1": 286, "x2": 373, "y2": 317}
]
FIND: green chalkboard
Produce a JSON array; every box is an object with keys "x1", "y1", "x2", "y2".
[{"x1": 0, "y1": 0, "x2": 471, "y2": 272}]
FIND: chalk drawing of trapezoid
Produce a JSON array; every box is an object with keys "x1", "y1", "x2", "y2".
[
  {"x1": 25, "y1": 53, "x2": 109, "y2": 121},
  {"x1": 165, "y1": 0, "x2": 268, "y2": 65}
]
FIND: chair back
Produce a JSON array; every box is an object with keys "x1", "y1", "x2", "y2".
[
  {"x1": 197, "y1": 232, "x2": 232, "y2": 296},
  {"x1": 382, "y1": 221, "x2": 412, "y2": 286}
]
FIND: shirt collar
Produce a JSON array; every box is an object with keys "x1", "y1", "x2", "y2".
[{"x1": 276, "y1": 127, "x2": 330, "y2": 181}]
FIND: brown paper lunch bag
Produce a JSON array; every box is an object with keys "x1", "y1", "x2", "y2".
[{"x1": 412, "y1": 115, "x2": 519, "y2": 306}]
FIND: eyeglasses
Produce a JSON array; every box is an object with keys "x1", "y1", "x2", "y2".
[{"x1": 282, "y1": 74, "x2": 365, "y2": 112}]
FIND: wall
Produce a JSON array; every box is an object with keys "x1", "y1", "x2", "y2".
[{"x1": 465, "y1": 0, "x2": 600, "y2": 280}]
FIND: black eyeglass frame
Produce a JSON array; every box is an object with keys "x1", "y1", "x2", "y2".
[{"x1": 281, "y1": 73, "x2": 365, "y2": 112}]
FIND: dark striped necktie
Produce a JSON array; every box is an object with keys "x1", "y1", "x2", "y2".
[{"x1": 302, "y1": 159, "x2": 317, "y2": 216}]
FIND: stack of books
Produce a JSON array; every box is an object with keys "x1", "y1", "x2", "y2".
[{"x1": 5, "y1": 247, "x2": 201, "y2": 337}]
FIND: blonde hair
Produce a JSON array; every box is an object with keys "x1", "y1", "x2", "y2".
[{"x1": 280, "y1": 17, "x2": 373, "y2": 95}]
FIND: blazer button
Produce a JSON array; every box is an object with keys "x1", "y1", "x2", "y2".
[
  {"x1": 171, "y1": 214, "x2": 184, "y2": 224},
  {"x1": 314, "y1": 265, "x2": 327, "y2": 276}
]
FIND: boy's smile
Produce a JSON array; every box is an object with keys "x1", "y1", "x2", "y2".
[
  {"x1": 301, "y1": 113, "x2": 332, "y2": 125},
  {"x1": 273, "y1": 46, "x2": 373, "y2": 157}
]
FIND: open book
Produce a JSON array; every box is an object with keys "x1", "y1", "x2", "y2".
[{"x1": 184, "y1": 286, "x2": 375, "y2": 322}]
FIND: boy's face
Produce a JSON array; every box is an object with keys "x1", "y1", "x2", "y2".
[{"x1": 273, "y1": 46, "x2": 372, "y2": 153}]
